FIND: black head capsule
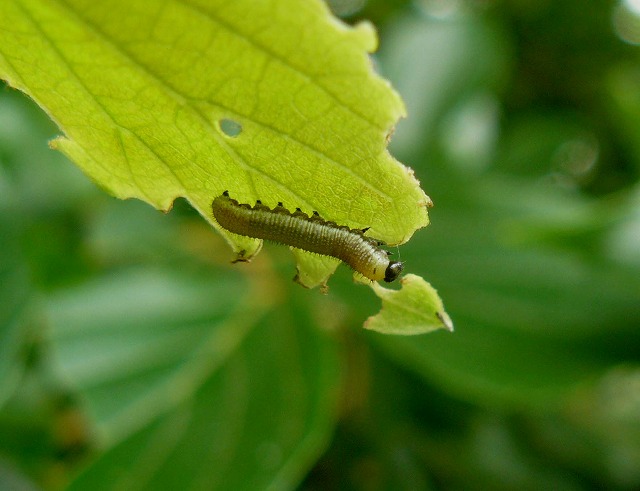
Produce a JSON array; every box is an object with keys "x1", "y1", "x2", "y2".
[{"x1": 384, "y1": 261, "x2": 404, "y2": 282}]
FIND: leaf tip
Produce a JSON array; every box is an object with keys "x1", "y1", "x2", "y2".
[
  {"x1": 364, "y1": 274, "x2": 451, "y2": 335},
  {"x1": 437, "y1": 310, "x2": 454, "y2": 332}
]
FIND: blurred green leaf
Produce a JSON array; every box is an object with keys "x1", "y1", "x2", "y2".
[
  {"x1": 0, "y1": 457, "x2": 40, "y2": 491},
  {"x1": 380, "y1": 11, "x2": 507, "y2": 157},
  {"x1": 494, "y1": 112, "x2": 598, "y2": 180},
  {"x1": 604, "y1": 185, "x2": 640, "y2": 267},
  {"x1": 375, "y1": 177, "x2": 640, "y2": 407},
  {"x1": 47, "y1": 268, "x2": 258, "y2": 445},
  {"x1": 0, "y1": 224, "x2": 31, "y2": 408},
  {"x1": 46, "y1": 273, "x2": 341, "y2": 490},
  {"x1": 607, "y1": 63, "x2": 640, "y2": 176},
  {"x1": 368, "y1": 7, "x2": 640, "y2": 408}
]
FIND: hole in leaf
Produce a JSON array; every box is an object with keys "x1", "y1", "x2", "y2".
[{"x1": 219, "y1": 118, "x2": 242, "y2": 137}]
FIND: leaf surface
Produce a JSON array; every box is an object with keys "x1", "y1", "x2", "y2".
[
  {"x1": 0, "y1": 0, "x2": 429, "y2": 270},
  {"x1": 47, "y1": 269, "x2": 341, "y2": 489},
  {"x1": 366, "y1": 274, "x2": 453, "y2": 335}
]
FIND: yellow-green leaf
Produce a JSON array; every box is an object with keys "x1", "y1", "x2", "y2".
[
  {"x1": 0, "y1": 0, "x2": 428, "y2": 259},
  {"x1": 0, "y1": 0, "x2": 446, "y2": 333},
  {"x1": 365, "y1": 274, "x2": 453, "y2": 335}
]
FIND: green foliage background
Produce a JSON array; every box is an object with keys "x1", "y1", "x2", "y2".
[{"x1": 1, "y1": 0, "x2": 640, "y2": 489}]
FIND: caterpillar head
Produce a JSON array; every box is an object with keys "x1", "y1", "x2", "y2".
[{"x1": 384, "y1": 261, "x2": 404, "y2": 282}]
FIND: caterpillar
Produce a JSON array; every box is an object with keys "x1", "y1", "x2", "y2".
[{"x1": 212, "y1": 191, "x2": 403, "y2": 282}]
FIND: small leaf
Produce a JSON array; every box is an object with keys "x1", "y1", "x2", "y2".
[{"x1": 365, "y1": 274, "x2": 453, "y2": 335}]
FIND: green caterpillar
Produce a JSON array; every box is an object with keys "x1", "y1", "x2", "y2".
[{"x1": 212, "y1": 191, "x2": 403, "y2": 282}]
